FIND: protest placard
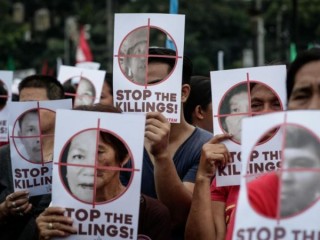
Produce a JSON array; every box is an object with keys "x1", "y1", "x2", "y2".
[
  {"x1": 113, "y1": 13, "x2": 185, "y2": 123},
  {"x1": 52, "y1": 109, "x2": 145, "y2": 240},
  {"x1": 232, "y1": 110, "x2": 320, "y2": 240},
  {"x1": 0, "y1": 71, "x2": 12, "y2": 142},
  {"x1": 211, "y1": 65, "x2": 287, "y2": 186},
  {"x1": 8, "y1": 99, "x2": 72, "y2": 196},
  {"x1": 58, "y1": 65, "x2": 105, "y2": 107}
]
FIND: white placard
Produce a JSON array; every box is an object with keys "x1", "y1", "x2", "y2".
[
  {"x1": 211, "y1": 65, "x2": 287, "y2": 186},
  {"x1": 232, "y1": 110, "x2": 320, "y2": 239},
  {"x1": 113, "y1": 13, "x2": 185, "y2": 123},
  {"x1": 0, "y1": 71, "x2": 13, "y2": 142},
  {"x1": 8, "y1": 99, "x2": 72, "y2": 196},
  {"x1": 58, "y1": 65, "x2": 105, "y2": 107},
  {"x1": 52, "y1": 109, "x2": 145, "y2": 240}
]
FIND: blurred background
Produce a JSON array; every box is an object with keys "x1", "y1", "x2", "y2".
[{"x1": 1, "y1": 0, "x2": 319, "y2": 76}]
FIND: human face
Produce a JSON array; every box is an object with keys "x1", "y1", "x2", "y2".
[
  {"x1": 251, "y1": 84, "x2": 282, "y2": 142},
  {"x1": 251, "y1": 84, "x2": 282, "y2": 113},
  {"x1": 19, "y1": 112, "x2": 41, "y2": 162},
  {"x1": 288, "y1": 60, "x2": 320, "y2": 110},
  {"x1": 225, "y1": 91, "x2": 248, "y2": 142},
  {"x1": 19, "y1": 87, "x2": 55, "y2": 134},
  {"x1": 66, "y1": 130, "x2": 96, "y2": 202},
  {"x1": 280, "y1": 146, "x2": 320, "y2": 217},
  {"x1": 100, "y1": 82, "x2": 113, "y2": 106},
  {"x1": 147, "y1": 62, "x2": 171, "y2": 84},
  {"x1": 96, "y1": 135, "x2": 121, "y2": 199},
  {"x1": 129, "y1": 41, "x2": 147, "y2": 84},
  {"x1": 74, "y1": 80, "x2": 95, "y2": 106}
]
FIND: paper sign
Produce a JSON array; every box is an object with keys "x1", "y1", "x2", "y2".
[
  {"x1": 232, "y1": 110, "x2": 320, "y2": 239},
  {"x1": 211, "y1": 65, "x2": 287, "y2": 186},
  {"x1": 113, "y1": 13, "x2": 185, "y2": 123},
  {"x1": 58, "y1": 65, "x2": 105, "y2": 107},
  {"x1": 8, "y1": 99, "x2": 72, "y2": 196},
  {"x1": 0, "y1": 71, "x2": 13, "y2": 142},
  {"x1": 52, "y1": 109, "x2": 145, "y2": 240}
]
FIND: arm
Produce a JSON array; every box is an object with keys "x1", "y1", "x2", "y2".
[
  {"x1": 36, "y1": 207, "x2": 77, "y2": 240},
  {"x1": 185, "y1": 134, "x2": 232, "y2": 240},
  {"x1": 144, "y1": 112, "x2": 192, "y2": 227}
]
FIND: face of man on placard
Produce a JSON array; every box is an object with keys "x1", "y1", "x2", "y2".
[
  {"x1": 280, "y1": 126, "x2": 320, "y2": 217},
  {"x1": 127, "y1": 40, "x2": 148, "y2": 85},
  {"x1": 220, "y1": 84, "x2": 249, "y2": 143},
  {"x1": 18, "y1": 110, "x2": 41, "y2": 162}
]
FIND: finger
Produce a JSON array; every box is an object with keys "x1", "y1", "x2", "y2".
[
  {"x1": 42, "y1": 207, "x2": 66, "y2": 216},
  {"x1": 23, "y1": 203, "x2": 32, "y2": 214},
  {"x1": 6, "y1": 191, "x2": 29, "y2": 201},
  {"x1": 208, "y1": 133, "x2": 233, "y2": 144}
]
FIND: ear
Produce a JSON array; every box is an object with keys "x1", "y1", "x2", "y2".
[
  {"x1": 194, "y1": 105, "x2": 205, "y2": 120},
  {"x1": 181, "y1": 84, "x2": 191, "y2": 103},
  {"x1": 121, "y1": 154, "x2": 130, "y2": 167}
]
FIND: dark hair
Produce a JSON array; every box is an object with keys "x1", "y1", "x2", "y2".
[
  {"x1": 104, "y1": 72, "x2": 113, "y2": 96},
  {"x1": 74, "y1": 103, "x2": 121, "y2": 113},
  {"x1": 287, "y1": 48, "x2": 320, "y2": 99},
  {"x1": 100, "y1": 131, "x2": 128, "y2": 164},
  {"x1": 184, "y1": 76, "x2": 211, "y2": 124},
  {"x1": 0, "y1": 81, "x2": 8, "y2": 110},
  {"x1": 19, "y1": 74, "x2": 65, "y2": 100},
  {"x1": 148, "y1": 47, "x2": 193, "y2": 85}
]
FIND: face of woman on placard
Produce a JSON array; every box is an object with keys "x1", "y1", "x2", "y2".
[
  {"x1": 74, "y1": 79, "x2": 96, "y2": 107},
  {"x1": 65, "y1": 129, "x2": 127, "y2": 203},
  {"x1": 66, "y1": 130, "x2": 96, "y2": 202}
]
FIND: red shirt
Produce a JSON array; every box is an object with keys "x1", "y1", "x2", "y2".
[
  {"x1": 210, "y1": 178, "x2": 240, "y2": 225},
  {"x1": 225, "y1": 173, "x2": 278, "y2": 240}
]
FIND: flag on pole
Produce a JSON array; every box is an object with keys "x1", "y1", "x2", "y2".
[
  {"x1": 76, "y1": 26, "x2": 93, "y2": 63},
  {"x1": 166, "y1": 0, "x2": 178, "y2": 50}
]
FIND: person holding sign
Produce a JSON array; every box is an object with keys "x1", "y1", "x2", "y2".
[
  {"x1": 186, "y1": 81, "x2": 282, "y2": 240},
  {"x1": 36, "y1": 104, "x2": 172, "y2": 240},
  {"x1": 135, "y1": 47, "x2": 212, "y2": 238},
  {"x1": 99, "y1": 73, "x2": 114, "y2": 106},
  {"x1": 0, "y1": 74, "x2": 65, "y2": 240},
  {"x1": 184, "y1": 76, "x2": 213, "y2": 133},
  {"x1": 225, "y1": 47, "x2": 320, "y2": 240}
]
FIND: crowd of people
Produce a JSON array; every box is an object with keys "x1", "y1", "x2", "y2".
[{"x1": 0, "y1": 45, "x2": 319, "y2": 240}]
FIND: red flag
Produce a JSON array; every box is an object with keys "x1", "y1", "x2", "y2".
[{"x1": 76, "y1": 26, "x2": 93, "y2": 63}]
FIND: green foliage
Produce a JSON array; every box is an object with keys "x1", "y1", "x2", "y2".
[{"x1": 1, "y1": 0, "x2": 320, "y2": 75}]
